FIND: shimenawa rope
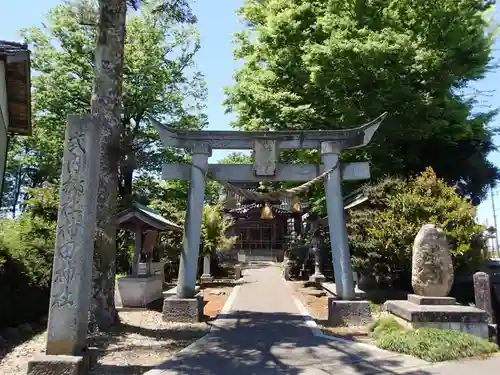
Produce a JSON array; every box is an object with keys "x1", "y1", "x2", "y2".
[{"x1": 188, "y1": 160, "x2": 340, "y2": 202}]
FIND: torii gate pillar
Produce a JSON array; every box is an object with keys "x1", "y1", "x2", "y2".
[
  {"x1": 176, "y1": 143, "x2": 211, "y2": 298},
  {"x1": 321, "y1": 142, "x2": 354, "y2": 300}
]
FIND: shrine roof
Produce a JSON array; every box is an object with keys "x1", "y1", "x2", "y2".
[
  {"x1": 0, "y1": 40, "x2": 31, "y2": 136},
  {"x1": 113, "y1": 202, "x2": 182, "y2": 232}
]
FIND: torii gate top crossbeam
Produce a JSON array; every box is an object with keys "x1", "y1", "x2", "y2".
[{"x1": 150, "y1": 112, "x2": 387, "y2": 150}]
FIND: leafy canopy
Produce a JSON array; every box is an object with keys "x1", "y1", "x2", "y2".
[
  {"x1": 225, "y1": 0, "x2": 499, "y2": 202},
  {"x1": 1, "y1": 1, "x2": 206, "y2": 213}
]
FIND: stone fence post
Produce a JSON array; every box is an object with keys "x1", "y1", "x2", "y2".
[{"x1": 474, "y1": 271, "x2": 495, "y2": 324}]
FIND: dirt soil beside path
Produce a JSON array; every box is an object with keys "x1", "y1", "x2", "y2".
[
  {"x1": 289, "y1": 280, "x2": 375, "y2": 342},
  {"x1": 201, "y1": 284, "x2": 234, "y2": 320},
  {"x1": 0, "y1": 284, "x2": 234, "y2": 375}
]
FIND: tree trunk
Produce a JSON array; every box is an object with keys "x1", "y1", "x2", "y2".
[
  {"x1": 11, "y1": 162, "x2": 22, "y2": 218},
  {"x1": 89, "y1": 0, "x2": 127, "y2": 332}
]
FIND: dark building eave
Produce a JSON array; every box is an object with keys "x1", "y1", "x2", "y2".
[{"x1": 0, "y1": 40, "x2": 31, "y2": 136}]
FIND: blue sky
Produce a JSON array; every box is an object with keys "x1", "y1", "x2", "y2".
[{"x1": 1, "y1": 0, "x2": 499, "y2": 225}]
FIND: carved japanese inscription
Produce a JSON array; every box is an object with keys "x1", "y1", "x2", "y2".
[
  {"x1": 253, "y1": 139, "x2": 278, "y2": 176},
  {"x1": 46, "y1": 115, "x2": 101, "y2": 355}
]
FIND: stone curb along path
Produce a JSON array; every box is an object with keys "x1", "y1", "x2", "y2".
[{"x1": 143, "y1": 264, "x2": 500, "y2": 375}]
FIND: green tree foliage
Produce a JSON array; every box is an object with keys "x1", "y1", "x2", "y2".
[
  {"x1": 1, "y1": 1, "x2": 206, "y2": 212},
  {"x1": 348, "y1": 168, "x2": 488, "y2": 286},
  {"x1": 0, "y1": 184, "x2": 58, "y2": 327},
  {"x1": 225, "y1": 0, "x2": 499, "y2": 202},
  {"x1": 200, "y1": 204, "x2": 237, "y2": 256},
  {"x1": 218, "y1": 152, "x2": 253, "y2": 164}
]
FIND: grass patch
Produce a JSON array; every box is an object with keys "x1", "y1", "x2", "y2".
[
  {"x1": 369, "y1": 317, "x2": 498, "y2": 362},
  {"x1": 368, "y1": 301, "x2": 383, "y2": 315}
]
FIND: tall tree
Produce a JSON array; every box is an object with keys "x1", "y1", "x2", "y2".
[
  {"x1": 7, "y1": 0, "x2": 206, "y2": 330},
  {"x1": 89, "y1": 0, "x2": 127, "y2": 331},
  {"x1": 225, "y1": 0, "x2": 499, "y2": 202}
]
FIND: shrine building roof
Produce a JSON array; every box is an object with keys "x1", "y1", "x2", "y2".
[{"x1": 113, "y1": 202, "x2": 182, "y2": 232}]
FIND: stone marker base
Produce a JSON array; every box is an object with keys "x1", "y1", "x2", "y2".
[
  {"x1": 234, "y1": 266, "x2": 242, "y2": 280},
  {"x1": 28, "y1": 354, "x2": 86, "y2": 375},
  {"x1": 28, "y1": 346, "x2": 99, "y2": 375},
  {"x1": 162, "y1": 293, "x2": 204, "y2": 323},
  {"x1": 384, "y1": 294, "x2": 489, "y2": 339},
  {"x1": 327, "y1": 297, "x2": 372, "y2": 327},
  {"x1": 309, "y1": 273, "x2": 326, "y2": 283},
  {"x1": 200, "y1": 275, "x2": 214, "y2": 284}
]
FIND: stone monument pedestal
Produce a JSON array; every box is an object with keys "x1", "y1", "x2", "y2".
[
  {"x1": 200, "y1": 274, "x2": 214, "y2": 283},
  {"x1": 384, "y1": 294, "x2": 489, "y2": 339},
  {"x1": 162, "y1": 293, "x2": 204, "y2": 323},
  {"x1": 27, "y1": 347, "x2": 98, "y2": 375},
  {"x1": 309, "y1": 273, "x2": 326, "y2": 283},
  {"x1": 28, "y1": 355, "x2": 86, "y2": 375}
]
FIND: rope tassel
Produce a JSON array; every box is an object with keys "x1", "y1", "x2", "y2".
[
  {"x1": 291, "y1": 196, "x2": 301, "y2": 213},
  {"x1": 260, "y1": 202, "x2": 275, "y2": 220}
]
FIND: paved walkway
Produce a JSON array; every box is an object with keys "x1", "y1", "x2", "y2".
[{"x1": 145, "y1": 263, "x2": 500, "y2": 375}]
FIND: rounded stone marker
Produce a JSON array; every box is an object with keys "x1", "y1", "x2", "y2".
[{"x1": 411, "y1": 223, "x2": 454, "y2": 297}]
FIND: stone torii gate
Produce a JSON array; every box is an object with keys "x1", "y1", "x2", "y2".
[{"x1": 151, "y1": 113, "x2": 386, "y2": 317}]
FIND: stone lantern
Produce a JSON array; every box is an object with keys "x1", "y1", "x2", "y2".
[{"x1": 306, "y1": 212, "x2": 326, "y2": 283}]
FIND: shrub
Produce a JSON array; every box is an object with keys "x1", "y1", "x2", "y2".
[
  {"x1": 348, "y1": 168, "x2": 487, "y2": 286},
  {"x1": 200, "y1": 204, "x2": 237, "y2": 256},
  {"x1": 0, "y1": 216, "x2": 55, "y2": 328},
  {"x1": 0, "y1": 184, "x2": 57, "y2": 328},
  {"x1": 370, "y1": 317, "x2": 498, "y2": 362}
]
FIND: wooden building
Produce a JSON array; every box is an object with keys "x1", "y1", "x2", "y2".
[
  {"x1": 222, "y1": 182, "x2": 306, "y2": 261},
  {"x1": 0, "y1": 40, "x2": 31, "y2": 198}
]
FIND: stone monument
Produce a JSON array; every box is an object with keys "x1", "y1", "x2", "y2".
[
  {"x1": 200, "y1": 255, "x2": 214, "y2": 283},
  {"x1": 385, "y1": 224, "x2": 489, "y2": 339},
  {"x1": 307, "y1": 214, "x2": 326, "y2": 283},
  {"x1": 473, "y1": 271, "x2": 498, "y2": 342},
  {"x1": 411, "y1": 224, "x2": 454, "y2": 296},
  {"x1": 27, "y1": 115, "x2": 102, "y2": 375}
]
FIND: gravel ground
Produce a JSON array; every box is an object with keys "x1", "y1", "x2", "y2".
[{"x1": 0, "y1": 285, "x2": 233, "y2": 375}]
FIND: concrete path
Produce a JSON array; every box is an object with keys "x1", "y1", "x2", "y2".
[{"x1": 145, "y1": 263, "x2": 500, "y2": 375}]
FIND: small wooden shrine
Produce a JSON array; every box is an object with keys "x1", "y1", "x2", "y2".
[
  {"x1": 114, "y1": 202, "x2": 182, "y2": 276},
  {"x1": 114, "y1": 202, "x2": 182, "y2": 307}
]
